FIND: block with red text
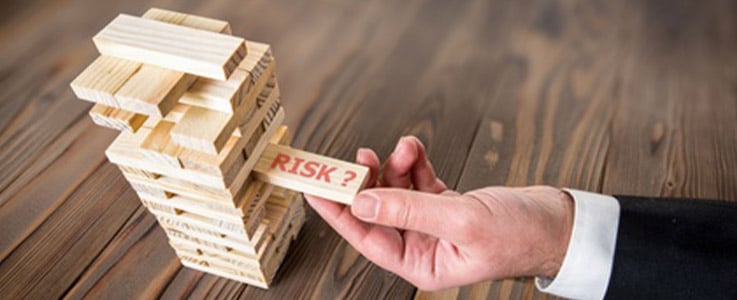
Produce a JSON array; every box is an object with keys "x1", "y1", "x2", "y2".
[{"x1": 253, "y1": 144, "x2": 369, "y2": 205}]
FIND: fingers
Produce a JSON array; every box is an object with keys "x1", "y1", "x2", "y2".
[
  {"x1": 351, "y1": 188, "x2": 472, "y2": 241},
  {"x1": 304, "y1": 194, "x2": 406, "y2": 272},
  {"x1": 406, "y1": 137, "x2": 447, "y2": 193},
  {"x1": 382, "y1": 137, "x2": 416, "y2": 188},
  {"x1": 383, "y1": 136, "x2": 447, "y2": 193},
  {"x1": 356, "y1": 148, "x2": 380, "y2": 188}
]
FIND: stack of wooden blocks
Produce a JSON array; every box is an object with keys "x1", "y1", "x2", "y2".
[{"x1": 69, "y1": 8, "x2": 306, "y2": 288}]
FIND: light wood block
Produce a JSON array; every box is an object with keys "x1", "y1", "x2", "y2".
[
  {"x1": 142, "y1": 8, "x2": 232, "y2": 34},
  {"x1": 120, "y1": 109, "x2": 285, "y2": 202},
  {"x1": 169, "y1": 106, "x2": 233, "y2": 154},
  {"x1": 254, "y1": 144, "x2": 369, "y2": 205},
  {"x1": 74, "y1": 9, "x2": 230, "y2": 111},
  {"x1": 70, "y1": 56, "x2": 140, "y2": 107},
  {"x1": 139, "y1": 121, "x2": 184, "y2": 168},
  {"x1": 93, "y1": 14, "x2": 246, "y2": 80},
  {"x1": 117, "y1": 165, "x2": 160, "y2": 179},
  {"x1": 88, "y1": 103, "x2": 147, "y2": 132},
  {"x1": 178, "y1": 41, "x2": 271, "y2": 113},
  {"x1": 113, "y1": 64, "x2": 196, "y2": 118},
  {"x1": 107, "y1": 132, "x2": 229, "y2": 188},
  {"x1": 113, "y1": 9, "x2": 233, "y2": 118},
  {"x1": 107, "y1": 108, "x2": 284, "y2": 191},
  {"x1": 164, "y1": 227, "x2": 259, "y2": 255},
  {"x1": 170, "y1": 60, "x2": 276, "y2": 154},
  {"x1": 217, "y1": 108, "x2": 285, "y2": 198},
  {"x1": 129, "y1": 181, "x2": 174, "y2": 199},
  {"x1": 180, "y1": 259, "x2": 269, "y2": 289},
  {"x1": 169, "y1": 184, "x2": 304, "y2": 288},
  {"x1": 151, "y1": 181, "x2": 274, "y2": 239},
  {"x1": 179, "y1": 83, "x2": 280, "y2": 176}
]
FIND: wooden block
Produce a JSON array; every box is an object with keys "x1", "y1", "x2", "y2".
[
  {"x1": 167, "y1": 232, "x2": 264, "y2": 262},
  {"x1": 170, "y1": 190, "x2": 304, "y2": 288},
  {"x1": 151, "y1": 181, "x2": 274, "y2": 239},
  {"x1": 106, "y1": 108, "x2": 284, "y2": 192},
  {"x1": 177, "y1": 41, "x2": 271, "y2": 113},
  {"x1": 73, "y1": 10, "x2": 230, "y2": 111},
  {"x1": 88, "y1": 103, "x2": 147, "y2": 132},
  {"x1": 179, "y1": 85, "x2": 280, "y2": 176},
  {"x1": 142, "y1": 8, "x2": 232, "y2": 34},
  {"x1": 70, "y1": 56, "x2": 140, "y2": 107},
  {"x1": 110, "y1": 9, "x2": 233, "y2": 118},
  {"x1": 139, "y1": 82, "x2": 276, "y2": 178},
  {"x1": 163, "y1": 227, "x2": 258, "y2": 255},
  {"x1": 169, "y1": 233, "x2": 267, "y2": 263},
  {"x1": 124, "y1": 171, "x2": 234, "y2": 203},
  {"x1": 113, "y1": 64, "x2": 196, "y2": 118},
  {"x1": 93, "y1": 14, "x2": 245, "y2": 80},
  {"x1": 262, "y1": 213, "x2": 303, "y2": 279},
  {"x1": 140, "y1": 192, "x2": 243, "y2": 222},
  {"x1": 169, "y1": 106, "x2": 233, "y2": 154},
  {"x1": 140, "y1": 198, "x2": 180, "y2": 215},
  {"x1": 270, "y1": 125, "x2": 291, "y2": 145},
  {"x1": 129, "y1": 181, "x2": 174, "y2": 199},
  {"x1": 117, "y1": 165, "x2": 160, "y2": 179},
  {"x1": 107, "y1": 132, "x2": 232, "y2": 189},
  {"x1": 170, "y1": 59, "x2": 276, "y2": 154},
  {"x1": 254, "y1": 144, "x2": 370, "y2": 204},
  {"x1": 178, "y1": 52, "x2": 270, "y2": 113},
  {"x1": 218, "y1": 108, "x2": 285, "y2": 198},
  {"x1": 181, "y1": 211, "x2": 249, "y2": 237},
  {"x1": 139, "y1": 121, "x2": 185, "y2": 168},
  {"x1": 179, "y1": 259, "x2": 270, "y2": 289},
  {"x1": 157, "y1": 216, "x2": 259, "y2": 248},
  {"x1": 174, "y1": 250, "x2": 270, "y2": 283}
]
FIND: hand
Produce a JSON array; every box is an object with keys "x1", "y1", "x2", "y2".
[{"x1": 305, "y1": 136, "x2": 574, "y2": 290}]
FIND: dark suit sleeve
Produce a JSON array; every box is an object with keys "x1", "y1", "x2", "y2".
[{"x1": 604, "y1": 196, "x2": 737, "y2": 299}]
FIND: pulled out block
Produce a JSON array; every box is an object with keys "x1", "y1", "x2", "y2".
[{"x1": 254, "y1": 144, "x2": 369, "y2": 205}]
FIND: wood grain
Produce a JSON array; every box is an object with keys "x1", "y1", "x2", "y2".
[
  {"x1": 1, "y1": 0, "x2": 735, "y2": 299},
  {"x1": 93, "y1": 14, "x2": 246, "y2": 80}
]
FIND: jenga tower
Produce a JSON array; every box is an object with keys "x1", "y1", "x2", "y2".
[{"x1": 69, "y1": 8, "x2": 307, "y2": 288}]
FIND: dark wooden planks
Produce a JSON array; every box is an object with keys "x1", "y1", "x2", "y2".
[
  {"x1": 0, "y1": 120, "x2": 113, "y2": 261},
  {"x1": 0, "y1": 0, "x2": 735, "y2": 299},
  {"x1": 0, "y1": 163, "x2": 141, "y2": 299},
  {"x1": 602, "y1": 0, "x2": 737, "y2": 200}
]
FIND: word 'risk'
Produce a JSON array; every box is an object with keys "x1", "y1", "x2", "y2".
[{"x1": 269, "y1": 153, "x2": 358, "y2": 186}]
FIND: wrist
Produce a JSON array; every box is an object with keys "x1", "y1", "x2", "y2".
[{"x1": 533, "y1": 187, "x2": 574, "y2": 278}]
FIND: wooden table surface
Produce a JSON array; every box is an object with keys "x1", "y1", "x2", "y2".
[{"x1": 1, "y1": 0, "x2": 736, "y2": 299}]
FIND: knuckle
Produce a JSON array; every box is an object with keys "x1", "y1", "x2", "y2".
[
  {"x1": 454, "y1": 197, "x2": 483, "y2": 239},
  {"x1": 394, "y1": 199, "x2": 413, "y2": 229},
  {"x1": 456, "y1": 217, "x2": 477, "y2": 238}
]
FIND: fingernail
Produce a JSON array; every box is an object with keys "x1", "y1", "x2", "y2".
[
  {"x1": 352, "y1": 192, "x2": 379, "y2": 220},
  {"x1": 393, "y1": 137, "x2": 407, "y2": 153},
  {"x1": 356, "y1": 148, "x2": 368, "y2": 160}
]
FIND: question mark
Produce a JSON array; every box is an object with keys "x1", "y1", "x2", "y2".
[{"x1": 341, "y1": 170, "x2": 357, "y2": 186}]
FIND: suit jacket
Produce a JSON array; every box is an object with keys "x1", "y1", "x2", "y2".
[{"x1": 604, "y1": 196, "x2": 737, "y2": 299}]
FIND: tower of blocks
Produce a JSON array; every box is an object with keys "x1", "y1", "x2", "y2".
[{"x1": 69, "y1": 8, "x2": 369, "y2": 289}]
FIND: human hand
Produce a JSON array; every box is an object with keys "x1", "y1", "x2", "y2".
[{"x1": 305, "y1": 136, "x2": 574, "y2": 290}]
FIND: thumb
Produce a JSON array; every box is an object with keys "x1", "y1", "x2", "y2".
[{"x1": 351, "y1": 188, "x2": 471, "y2": 241}]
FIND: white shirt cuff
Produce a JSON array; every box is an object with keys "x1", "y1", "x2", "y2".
[{"x1": 535, "y1": 189, "x2": 621, "y2": 300}]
